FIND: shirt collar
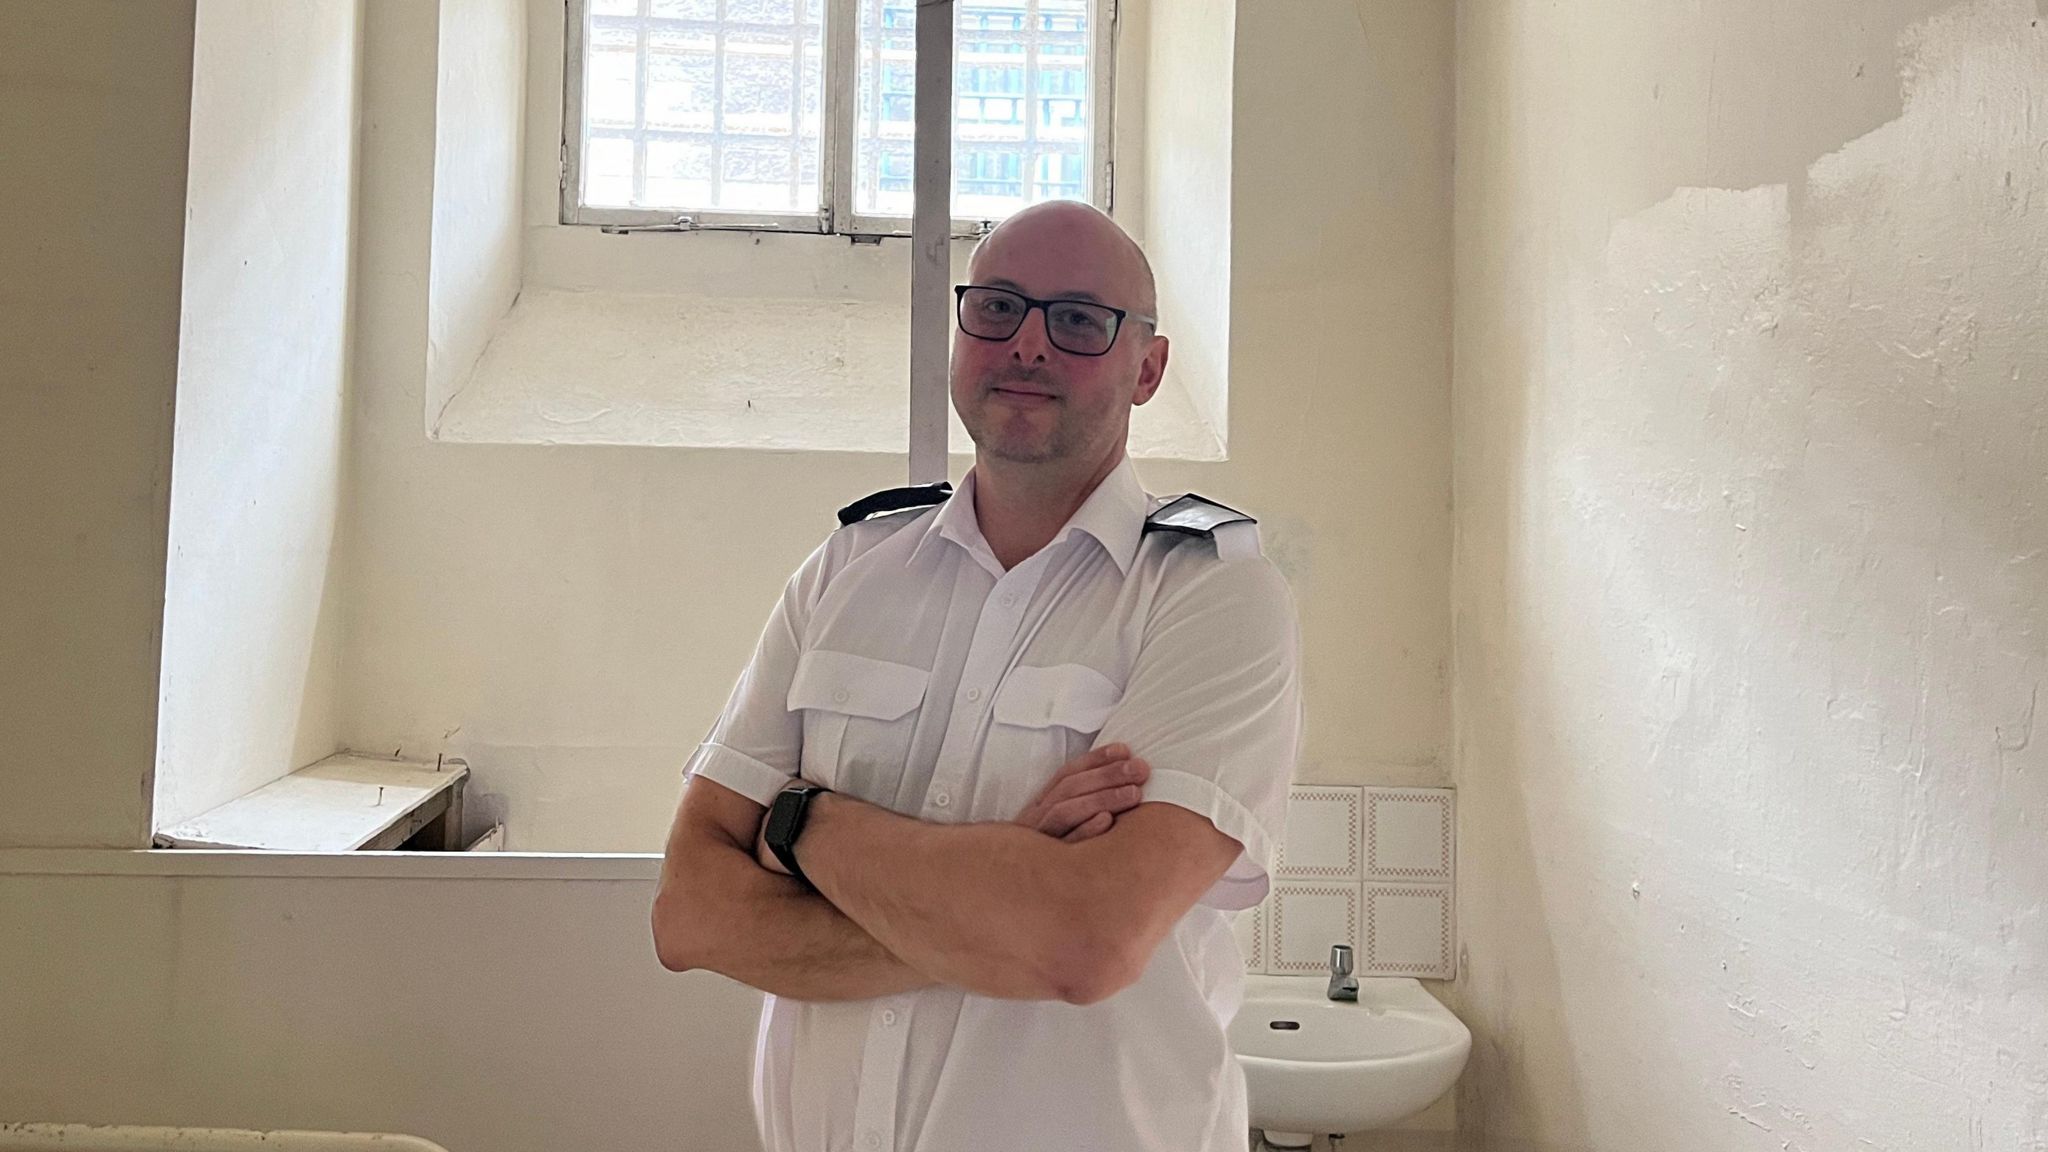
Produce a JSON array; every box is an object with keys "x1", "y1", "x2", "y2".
[{"x1": 911, "y1": 456, "x2": 1149, "y2": 576}]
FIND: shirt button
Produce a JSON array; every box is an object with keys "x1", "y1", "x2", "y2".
[
  {"x1": 832, "y1": 688, "x2": 849, "y2": 704},
  {"x1": 1001, "y1": 593, "x2": 1017, "y2": 608},
  {"x1": 863, "y1": 1133, "x2": 881, "y2": 1150},
  {"x1": 933, "y1": 790, "x2": 951, "y2": 808},
  {"x1": 966, "y1": 687, "x2": 982, "y2": 702},
  {"x1": 882, "y1": 1009, "x2": 898, "y2": 1026}
]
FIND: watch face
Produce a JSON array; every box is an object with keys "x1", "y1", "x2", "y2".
[{"x1": 765, "y1": 793, "x2": 799, "y2": 845}]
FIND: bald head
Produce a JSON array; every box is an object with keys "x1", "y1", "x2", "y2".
[
  {"x1": 949, "y1": 199, "x2": 1170, "y2": 476},
  {"x1": 968, "y1": 200, "x2": 1157, "y2": 320}
]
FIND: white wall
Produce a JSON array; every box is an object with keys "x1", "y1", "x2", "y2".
[
  {"x1": 153, "y1": 0, "x2": 364, "y2": 831},
  {"x1": 1451, "y1": 0, "x2": 2048, "y2": 1148},
  {"x1": 343, "y1": 0, "x2": 1455, "y2": 850},
  {"x1": 426, "y1": 0, "x2": 527, "y2": 431},
  {"x1": 0, "y1": 856, "x2": 760, "y2": 1152},
  {"x1": 1141, "y1": 0, "x2": 1233, "y2": 448},
  {"x1": 0, "y1": 2, "x2": 197, "y2": 849}
]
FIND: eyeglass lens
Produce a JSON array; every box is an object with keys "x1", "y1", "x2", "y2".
[{"x1": 958, "y1": 286, "x2": 1121, "y2": 356}]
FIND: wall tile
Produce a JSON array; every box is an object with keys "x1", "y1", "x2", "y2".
[
  {"x1": 1362, "y1": 883, "x2": 1455, "y2": 979},
  {"x1": 1277, "y1": 785, "x2": 1362, "y2": 880},
  {"x1": 1266, "y1": 881, "x2": 1361, "y2": 975},
  {"x1": 1363, "y1": 786, "x2": 1455, "y2": 884}
]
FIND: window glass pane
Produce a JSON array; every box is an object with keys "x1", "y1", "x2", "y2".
[
  {"x1": 725, "y1": 0, "x2": 794, "y2": 20},
  {"x1": 587, "y1": 25, "x2": 639, "y2": 129},
  {"x1": 651, "y1": 0, "x2": 719, "y2": 19},
  {"x1": 643, "y1": 31, "x2": 715, "y2": 130},
  {"x1": 585, "y1": 135, "x2": 636, "y2": 206},
  {"x1": 644, "y1": 139, "x2": 713, "y2": 207},
  {"x1": 855, "y1": 0, "x2": 1095, "y2": 221},
  {"x1": 579, "y1": 0, "x2": 824, "y2": 214}
]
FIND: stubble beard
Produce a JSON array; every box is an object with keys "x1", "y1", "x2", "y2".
[{"x1": 963, "y1": 373, "x2": 1077, "y2": 465}]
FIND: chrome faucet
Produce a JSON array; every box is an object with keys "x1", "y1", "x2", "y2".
[{"x1": 1327, "y1": 944, "x2": 1359, "y2": 1001}]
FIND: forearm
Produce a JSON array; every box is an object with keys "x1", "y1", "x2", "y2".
[
  {"x1": 655, "y1": 817, "x2": 936, "y2": 1002},
  {"x1": 795, "y1": 793, "x2": 1111, "y2": 1003}
]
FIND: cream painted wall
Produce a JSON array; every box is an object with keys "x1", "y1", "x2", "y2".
[
  {"x1": 1451, "y1": 0, "x2": 2048, "y2": 1148},
  {"x1": 153, "y1": 0, "x2": 363, "y2": 832},
  {"x1": 1141, "y1": 0, "x2": 1233, "y2": 447},
  {"x1": 0, "y1": 3, "x2": 197, "y2": 849},
  {"x1": 426, "y1": 0, "x2": 527, "y2": 431},
  {"x1": 342, "y1": 0, "x2": 1454, "y2": 850},
  {"x1": 0, "y1": 860, "x2": 760, "y2": 1152}
]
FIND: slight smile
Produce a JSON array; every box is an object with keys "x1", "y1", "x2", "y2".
[{"x1": 992, "y1": 387, "x2": 1059, "y2": 404}]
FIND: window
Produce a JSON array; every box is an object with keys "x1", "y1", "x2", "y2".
[{"x1": 562, "y1": 0, "x2": 1115, "y2": 235}]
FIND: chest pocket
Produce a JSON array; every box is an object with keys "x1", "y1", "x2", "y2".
[
  {"x1": 983, "y1": 663, "x2": 1124, "y2": 820},
  {"x1": 786, "y1": 649, "x2": 929, "y2": 793}
]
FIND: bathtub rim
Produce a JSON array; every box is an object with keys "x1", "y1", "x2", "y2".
[{"x1": 0, "y1": 848, "x2": 661, "y2": 881}]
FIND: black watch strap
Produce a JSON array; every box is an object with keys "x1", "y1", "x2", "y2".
[{"x1": 765, "y1": 782, "x2": 828, "y2": 890}]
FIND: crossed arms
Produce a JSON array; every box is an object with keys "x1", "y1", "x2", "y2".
[
  {"x1": 649, "y1": 750, "x2": 1242, "y2": 1005},
  {"x1": 652, "y1": 544, "x2": 1298, "y2": 1005}
]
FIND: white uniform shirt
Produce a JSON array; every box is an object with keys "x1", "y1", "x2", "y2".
[{"x1": 683, "y1": 457, "x2": 1303, "y2": 1152}]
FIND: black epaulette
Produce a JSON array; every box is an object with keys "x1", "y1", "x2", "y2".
[
  {"x1": 837, "y1": 482, "x2": 954, "y2": 526},
  {"x1": 1144, "y1": 493, "x2": 1256, "y2": 538}
]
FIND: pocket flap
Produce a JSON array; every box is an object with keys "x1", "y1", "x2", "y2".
[
  {"x1": 787, "y1": 650, "x2": 930, "y2": 720},
  {"x1": 993, "y1": 664, "x2": 1123, "y2": 732}
]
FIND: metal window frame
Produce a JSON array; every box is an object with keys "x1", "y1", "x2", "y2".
[
  {"x1": 561, "y1": 0, "x2": 833, "y2": 233},
  {"x1": 559, "y1": 0, "x2": 1116, "y2": 237}
]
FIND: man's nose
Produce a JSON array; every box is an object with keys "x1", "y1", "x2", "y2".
[{"x1": 1008, "y1": 305, "x2": 1054, "y2": 364}]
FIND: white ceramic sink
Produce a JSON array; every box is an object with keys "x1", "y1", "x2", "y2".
[{"x1": 1230, "y1": 974, "x2": 1472, "y2": 1138}]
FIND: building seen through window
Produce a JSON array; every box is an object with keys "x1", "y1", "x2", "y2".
[{"x1": 576, "y1": 0, "x2": 1098, "y2": 226}]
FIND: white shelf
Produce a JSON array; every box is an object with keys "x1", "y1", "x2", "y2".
[{"x1": 152, "y1": 753, "x2": 468, "y2": 853}]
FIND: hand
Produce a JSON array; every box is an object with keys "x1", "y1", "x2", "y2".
[{"x1": 1012, "y1": 743, "x2": 1150, "y2": 844}]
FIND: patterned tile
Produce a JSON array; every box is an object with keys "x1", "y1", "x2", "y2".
[
  {"x1": 1362, "y1": 883, "x2": 1455, "y2": 979},
  {"x1": 1363, "y1": 787, "x2": 1455, "y2": 884},
  {"x1": 1277, "y1": 785, "x2": 1362, "y2": 880},
  {"x1": 1266, "y1": 881, "x2": 1361, "y2": 975}
]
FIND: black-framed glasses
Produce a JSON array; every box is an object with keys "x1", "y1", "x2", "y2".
[{"x1": 954, "y1": 285, "x2": 1156, "y2": 358}]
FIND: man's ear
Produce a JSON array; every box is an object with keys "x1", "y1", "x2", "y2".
[{"x1": 1130, "y1": 334, "x2": 1170, "y2": 408}]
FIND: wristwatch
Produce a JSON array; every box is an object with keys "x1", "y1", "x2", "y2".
[{"x1": 763, "y1": 782, "x2": 829, "y2": 891}]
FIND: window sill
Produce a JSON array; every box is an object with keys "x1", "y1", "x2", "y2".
[{"x1": 430, "y1": 285, "x2": 1227, "y2": 459}]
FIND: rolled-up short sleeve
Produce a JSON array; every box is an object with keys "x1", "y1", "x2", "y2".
[
  {"x1": 682, "y1": 541, "x2": 830, "y2": 808},
  {"x1": 1097, "y1": 553, "x2": 1303, "y2": 910}
]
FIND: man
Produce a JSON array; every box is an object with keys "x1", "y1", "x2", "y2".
[{"x1": 652, "y1": 200, "x2": 1302, "y2": 1152}]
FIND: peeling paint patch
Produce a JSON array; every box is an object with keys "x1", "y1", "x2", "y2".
[{"x1": 1458, "y1": 0, "x2": 2048, "y2": 1149}]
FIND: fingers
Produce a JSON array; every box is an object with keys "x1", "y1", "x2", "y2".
[
  {"x1": 1013, "y1": 745, "x2": 1149, "y2": 840},
  {"x1": 1034, "y1": 757, "x2": 1149, "y2": 813},
  {"x1": 1048, "y1": 743, "x2": 1130, "y2": 786},
  {"x1": 1039, "y1": 783, "x2": 1146, "y2": 838},
  {"x1": 1061, "y1": 811, "x2": 1114, "y2": 843}
]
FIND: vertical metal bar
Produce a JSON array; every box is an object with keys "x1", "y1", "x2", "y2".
[
  {"x1": 909, "y1": 0, "x2": 954, "y2": 485},
  {"x1": 822, "y1": 0, "x2": 857, "y2": 229},
  {"x1": 1023, "y1": 0, "x2": 1039, "y2": 203},
  {"x1": 789, "y1": 2, "x2": 803, "y2": 207},
  {"x1": 633, "y1": 0, "x2": 651, "y2": 205},
  {"x1": 711, "y1": 0, "x2": 727, "y2": 206},
  {"x1": 1092, "y1": 0, "x2": 1115, "y2": 209},
  {"x1": 562, "y1": 0, "x2": 589, "y2": 222}
]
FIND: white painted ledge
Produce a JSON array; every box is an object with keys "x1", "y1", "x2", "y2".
[
  {"x1": 430, "y1": 286, "x2": 1226, "y2": 460},
  {"x1": 0, "y1": 848, "x2": 660, "y2": 881}
]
